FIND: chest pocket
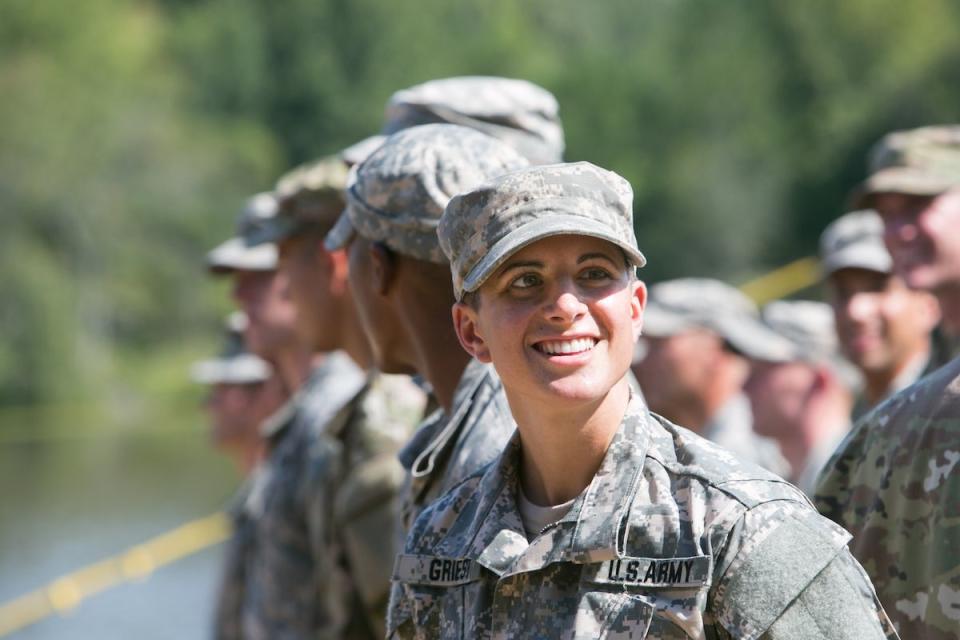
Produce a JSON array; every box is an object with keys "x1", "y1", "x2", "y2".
[
  {"x1": 574, "y1": 591, "x2": 654, "y2": 639},
  {"x1": 393, "y1": 554, "x2": 484, "y2": 640}
]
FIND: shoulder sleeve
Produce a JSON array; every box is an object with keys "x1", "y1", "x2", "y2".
[{"x1": 711, "y1": 500, "x2": 895, "y2": 639}]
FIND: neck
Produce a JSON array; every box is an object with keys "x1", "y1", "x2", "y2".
[
  {"x1": 935, "y1": 283, "x2": 960, "y2": 337},
  {"x1": 272, "y1": 347, "x2": 313, "y2": 394},
  {"x1": 401, "y1": 291, "x2": 471, "y2": 412},
  {"x1": 510, "y1": 378, "x2": 630, "y2": 506}
]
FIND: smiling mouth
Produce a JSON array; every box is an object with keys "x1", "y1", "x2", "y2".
[{"x1": 534, "y1": 337, "x2": 598, "y2": 356}]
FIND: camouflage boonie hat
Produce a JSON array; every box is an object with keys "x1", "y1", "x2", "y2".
[
  {"x1": 641, "y1": 278, "x2": 797, "y2": 361},
  {"x1": 325, "y1": 124, "x2": 528, "y2": 263},
  {"x1": 758, "y1": 300, "x2": 861, "y2": 387},
  {"x1": 206, "y1": 192, "x2": 279, "y2": 273},
  {"x1": 244, "y1": 155, "x2": 350, "y2": 247},
  {"x1": 819, "y1": 210, "x2": 892, "y2": 277},
  {"x1": 854, "y1": 125, "x2": 960, "y2": 206},
  {"x1": 439, "y1": 162, "x2": 645, "y2": 300},
  {"x1": 190, "y1": 312, "x2": 272, "y2": 384},
  {"x1": 384, "y1": 76, "x2": 565, "y2": 165}
]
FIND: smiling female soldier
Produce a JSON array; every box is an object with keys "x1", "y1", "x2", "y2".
[{"x1": 387, "y1": 162, "x2": 899, "y2": 639}]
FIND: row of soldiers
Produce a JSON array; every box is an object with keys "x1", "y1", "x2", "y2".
[{"x1": 189, "y1": 74, "x2": 959, "y2": 638}]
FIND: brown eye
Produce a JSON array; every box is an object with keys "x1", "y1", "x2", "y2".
[{"x1": 511, "y1": 273, "x2": 542, "y2": 289}]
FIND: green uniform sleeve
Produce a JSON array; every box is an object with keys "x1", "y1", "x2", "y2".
[{"x1": 712, "y1": 500, "x2": 898, "y2": 639}]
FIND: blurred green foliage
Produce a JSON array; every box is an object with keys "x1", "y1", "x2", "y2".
[{"x1": 2, "y1": 0, "x2": 958, "y2": 411}]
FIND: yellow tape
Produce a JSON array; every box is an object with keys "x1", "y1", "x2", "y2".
[
  {"x1": 738, "y1": 256, "x2": 820, "y2": 304},
  {"x1": 0, "y1": 512, "x2": 231, "y2": 637}
]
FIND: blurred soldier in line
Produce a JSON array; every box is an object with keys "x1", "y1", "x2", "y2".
[
  {"x1": 743, "y1": 300, "x2": 856, "y2": 495},
  {"x1": 243, "y1": 155, "x2": 426, "y2": 639},
  {"x1": 324, "y1": 125, "x2": 528, "y2": 537},
  {"x1": 631, "y1": 278, "x2": 790, "y2": 476},
  {"x1": 190, "y1": 312, "x2": 286, "y2": 640},
  {"x1": 820, "y1": 209, "x2": 940, "y2": 420},
  {"x1": 191, "y1": 311, "x2": 286, "y2": 474},
  {"x1": 341, "y1": 75, "x2": 565, "y2": 167},
  {"x1": 207, "y1": 190, "x2": 370, "y2": 639},
  {"x1": 816, "y1": 125, "x2": 960, "y2": 638}
]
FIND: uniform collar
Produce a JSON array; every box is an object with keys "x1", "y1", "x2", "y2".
[
  {"x1": 438, "y1": 392, "x2": 651, "y2": 577},
  {"x1": 399, "y1": 358, "x2": 494, "y2": 475}
]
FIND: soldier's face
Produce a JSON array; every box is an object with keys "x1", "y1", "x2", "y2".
[
  {"x1": 632, "y1": 330, "x2": 723, "y2": 420},
  {"x1": 875, "y1": 189, "x2": 960, "y2": 292},
  {"x1": 744, "y1": 360, "x2": 816, "y2": 439},
  {"x1": 277, "y1": 234, "x2": 345, "y2": 352},
  {"x1": 231, "y1": 269, "x2": 301, "y2": 359},
  {"x1": 345, "y1": 235, "x2": 414, "y2": 374},
  {"x1": 205, "y1": 376, "x2": 284, "y2": 454},
  {"x1": 828, "y1": 267, "x2": 939, "y2": 374},
  {"x1": 454, "y1": 235, "x2": 645, "y2": 407}
]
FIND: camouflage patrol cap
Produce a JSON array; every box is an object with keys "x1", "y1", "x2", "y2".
[
  {"x1": 325, "y1": 124, "x2": 528, "y2": 263},
  {"x1": 384, "y1": 76, "x2": 565, "y2": 165},
  {"x1": 642, "y1": 278, "x2": 797, "y2": 361},
  {"x1": 190, "y1": 312, "x2": 272, "y2": 384},
  {"x1": 854, "y1": 125, "x2": 960, "y2": 205},
  {"x1": 819, "y1": 210, "x2": 892, "y2": 277},
  {"x1": 439, "y1": 162, "x2": 646, "y2": 300},
  {"x1": 245, "y1": 155, "x2": 350, "y2": 246},
  {"x1": 206, "y1": 192, "x2": 279, "y2": 274}
]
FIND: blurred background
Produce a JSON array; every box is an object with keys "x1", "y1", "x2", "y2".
[{"x1": 1, "y1": 0, "x2": 959, "y2": 637}]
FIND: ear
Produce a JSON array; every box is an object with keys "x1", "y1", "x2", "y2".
[
  {"x1": 368, "y1": 242, "x2": 396, "y2": 297},
  {"x1": 629, "y1": 279, "x2": 647, "y2": 343},
  {"x1": 452, "y1": 301, "x2": 491, "y2": 362},
  {"x1": 325, "y1": 245, "x2": 350, "y2": 296}
]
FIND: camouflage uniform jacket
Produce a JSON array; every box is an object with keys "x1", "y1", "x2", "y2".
[
  {"x1": 390, "y1": 394, "x2": 898, "y2": 639},
  {"x1": 701, "y1": 393, "x2": 790, "y2": 478},
  {"x1": 815, "y1": 355, "x2": 960, "y2": 639},
  {"x1": 397, "y1": 358, "x2": 515, "y2": 534},
  {"x1": 242, "y1": 356, "x2": 426, "y2": 639},
  {"x1": 213, "y1": 479, "x2": 255, "y2": 640}
]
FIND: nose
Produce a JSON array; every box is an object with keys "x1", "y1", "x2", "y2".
[{"x1": 544, "y1": 282, "x2": 587, "y2": 324}]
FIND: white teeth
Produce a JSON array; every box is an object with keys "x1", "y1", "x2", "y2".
[{"x1": 538, "y1": 338, "x2": 596, "y2": 355}]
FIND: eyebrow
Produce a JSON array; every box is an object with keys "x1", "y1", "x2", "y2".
[
  {"x1": 577, "y1": 252, "x2": 620, "y2": 266},
  {"x1": 499, "y1": 260, "x2": 544, "y2": 274}
]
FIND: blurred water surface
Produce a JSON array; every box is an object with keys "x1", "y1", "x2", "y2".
[{"x1": 0, "y1": 404, "x2": 237, "y2": 639}]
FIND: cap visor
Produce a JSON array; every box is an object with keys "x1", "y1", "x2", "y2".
[
  {"x1": 206, "y1": 237, "x2": 278, "y2": 273},
  {"x1": 341, "y1": 135, "x2": 386, "y2": 166},
  {"x1": 853, "y1": 167, "x2": 955, "y2": 207},
  {"x1": 716, "y1": 315, "x2": 798, "y2": 362},
  {"x1": 190, "y1": 356, "x2": 271, "y2": 384},
  {"x1": 821, "y1": 246, "x2": 892, "y2": 277},
  {"x1": 461, "y1": 214, "x2": 646, "y2": 294},
  {"x1": 324, "y1": 211, "x2": 356, "y2": 252},
  {"x1": 641, "y1": 304, "x2": 692, "y2": 337}
]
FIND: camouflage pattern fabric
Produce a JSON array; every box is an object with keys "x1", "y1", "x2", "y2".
[
  {"x1": 855, "y1": 125, "x2": 960, "y2": 205},
  {"x1": 213, "y1": 480, "x2": 255, "y2": 640},
  {"x1": 383, "y1": 76, "x2": 565, "y2": 165},
  {"x1": 390, "y1": 394, "x2": 898, "y2": 639},
  {"x1": 241, "y1": 355, "x2": 428, "y2": 639},
  {"x1": 206, "y1": 192, "x2": 280, "y2": 273},
  {"x1": 438, "y1": 162, "x2": 646, "y2": 300},
  {"x1": 325, "y1": 124, "x2": 528, "y2": 263},
  {"x1": 397, "y1": 358, "x2": 515, "y2": 534},
  {"x1": 815, "y1": 355, "x2": 960, "y2": 639}
]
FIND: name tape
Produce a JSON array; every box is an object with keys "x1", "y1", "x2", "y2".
[
  {"x1": 393, "y1": 554, "x2": 482, "y2": 587},
  {"x1": 586, "y1": 556, "x2": 710, "y2": 588}
]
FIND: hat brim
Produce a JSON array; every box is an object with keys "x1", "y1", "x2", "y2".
[
  {"x1": 190, "y1": 355, "x2": 271, "y2": 385},
  {"x1": 714, "y1": 315, "x2": 799, "y2": 363},
  {"x1": 640, "y1": 304, "x2": 695, "y2": 337},
  {"x1": 341, "y1": 135, "x2": 386, "y2": 167},
  {"x1": 460, "y1": 214, "x2": 646, "y2": 296},
  {"x1": 206, "y1": 237, "x2": 278, "y2": 274},
  {"x1": 852, "y1": 167, "x2": 956, "y2": 207},
  {"x1": 821, "y1": 246, "x2": 892, "y2": 277},
  {"x1": 323, "y1": 211, "x2": 356, "y2": 252}
]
